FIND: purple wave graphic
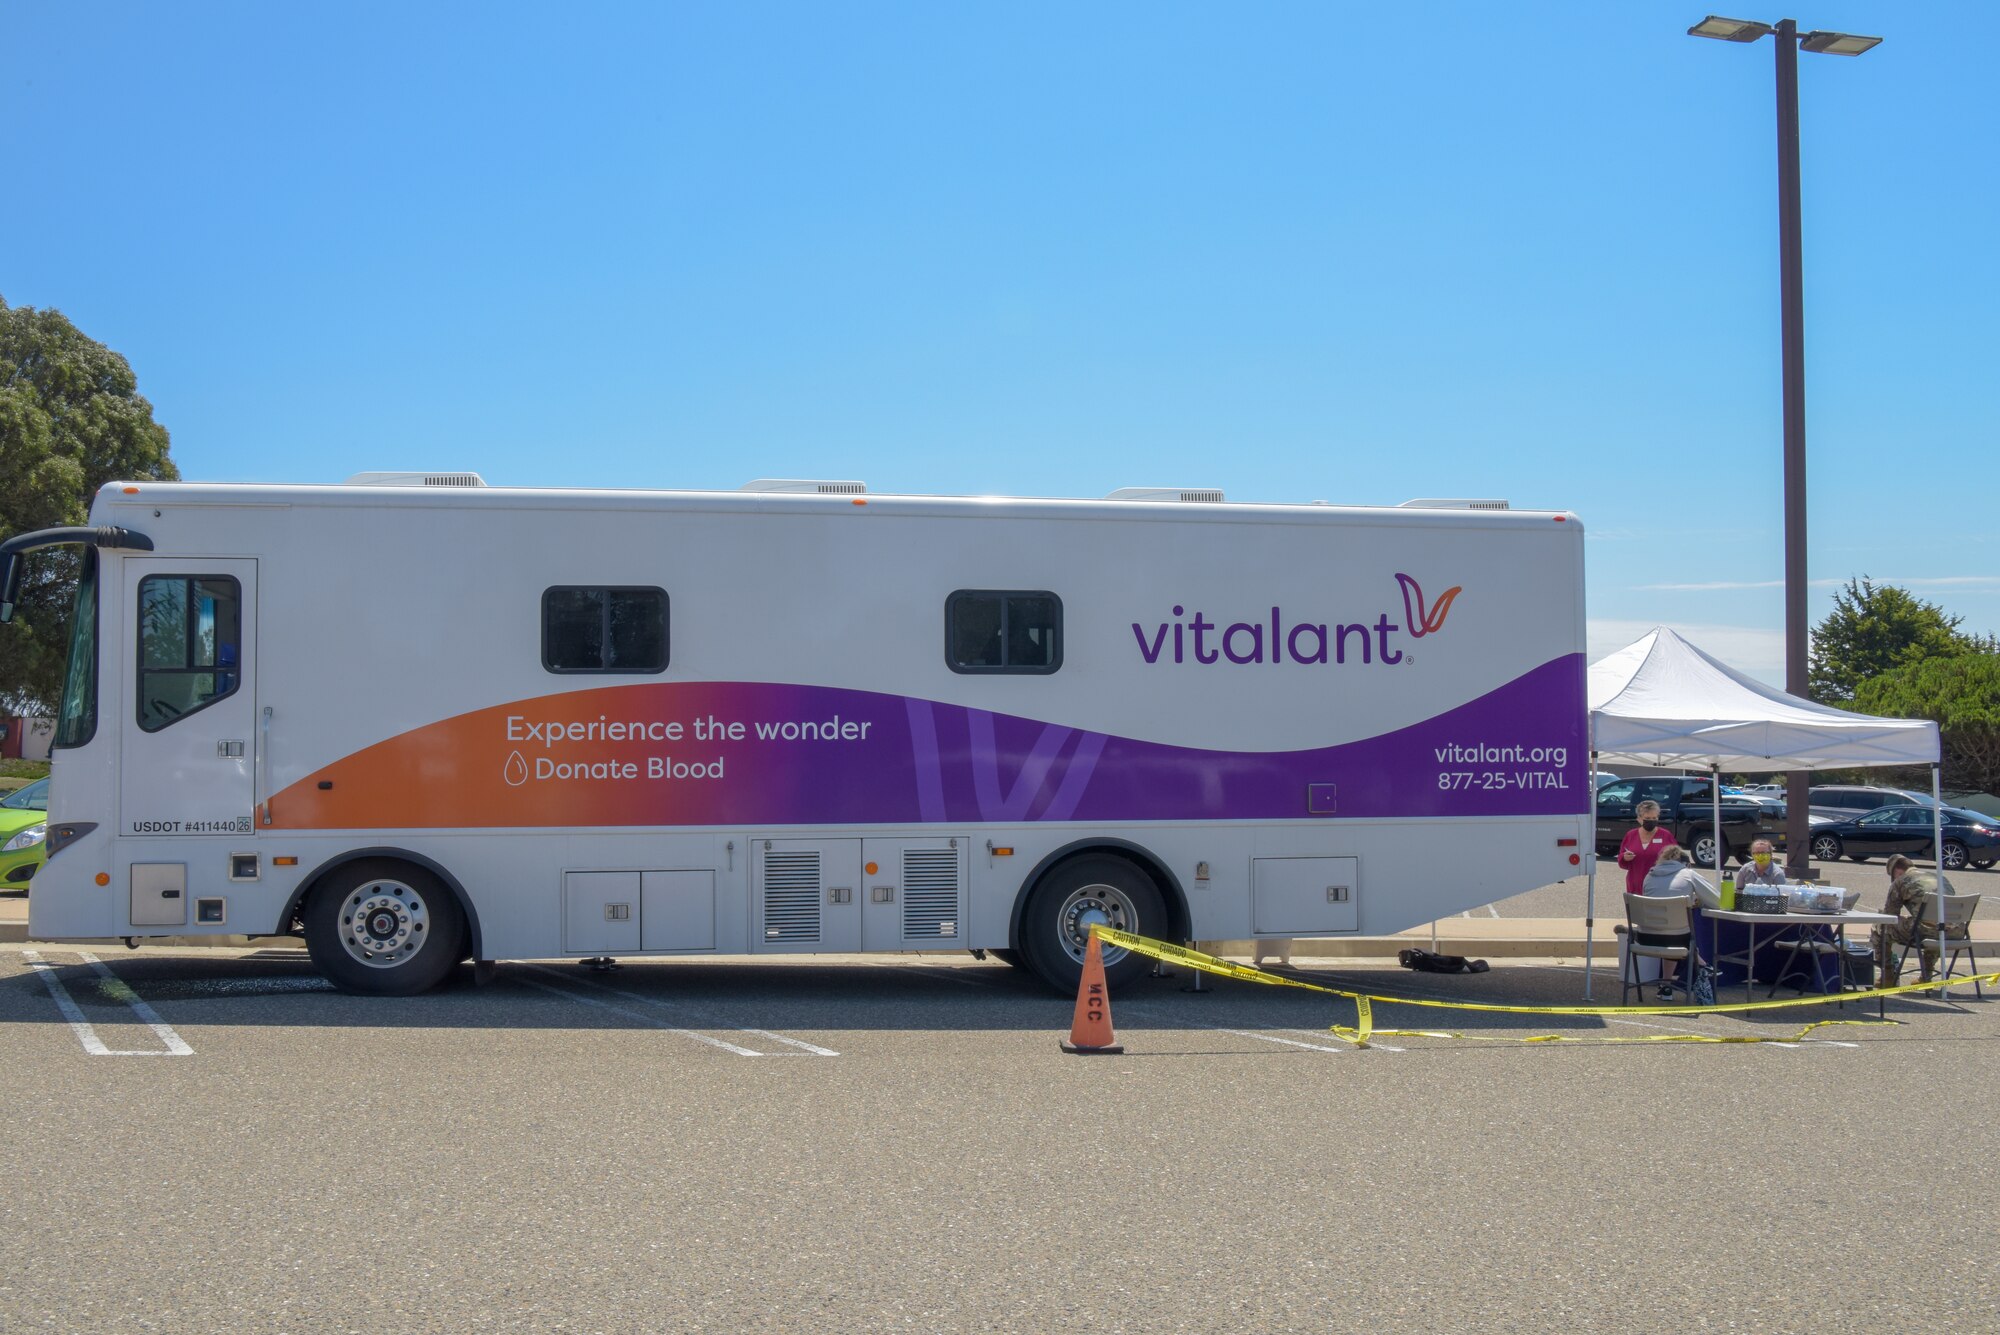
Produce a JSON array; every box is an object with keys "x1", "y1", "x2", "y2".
[{"x1": 898, "y1": 654, "x2": 1585, "y2": 823}]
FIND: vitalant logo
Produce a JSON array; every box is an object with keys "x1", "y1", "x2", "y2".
[
  {"x1": 1131, "y1": 574, "x2": 1463, "y2": 667},
  {"x1": 1394, "y1": 572, "x2": 1462, "y2": 639}
]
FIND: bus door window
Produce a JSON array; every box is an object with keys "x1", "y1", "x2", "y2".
[{"x1": 137, "y1": 575, "x2": 242, "y2": 731}]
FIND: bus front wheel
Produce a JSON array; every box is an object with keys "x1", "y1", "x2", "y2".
[
  {"x1": 1018, "y1": 853, "x2": 1167, "y2": 995},
  {"x1": 304, "y1": 859, "x2": 466, "y2": 996}
]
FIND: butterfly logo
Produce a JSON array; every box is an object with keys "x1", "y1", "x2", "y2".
[{"x1": 1395, "y1": 573, "x2": 1462, "y2": 639}]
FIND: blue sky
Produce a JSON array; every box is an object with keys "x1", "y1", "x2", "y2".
[{"x1": 5, "y1": 2, "x2": 1990, "y2": 680}]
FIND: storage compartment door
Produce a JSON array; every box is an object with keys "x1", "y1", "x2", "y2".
[
  {"x1": 1252, "y1": 856, "x2": 1359, "y2": 934},
  {"x1": 752, "y1": 839, "x2": 861, "y2": 953},
  {"x1": 130, "y1": 863, "x2": 188, "y2": 928},
  {"x1": 861, "y1": 837, "x2": 966, "y2": 951},
  {"x1": 641, "y1": 870, "x2": 716, "y2": 951},
  {"x1": 563, "y1": 871, "x2": 643, "y2": 954}
]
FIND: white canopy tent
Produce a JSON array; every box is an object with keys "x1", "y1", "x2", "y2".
[{"x1": 1584, "y1": 628, "x2": 1942, "y2": 998}]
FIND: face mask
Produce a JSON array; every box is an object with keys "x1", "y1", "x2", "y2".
[
  {"x1": 1753, "y1": 853, "x2": 1771, "y2": 867},
  {"x1": 1640, "y1": 819, "x2": 1657, "y2": 832}
]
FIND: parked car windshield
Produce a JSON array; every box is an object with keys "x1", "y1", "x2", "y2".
[{"x1": 1, "y1": 778, "x2": 49, "y2": 811}]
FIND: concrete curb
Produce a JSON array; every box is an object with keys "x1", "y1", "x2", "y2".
[
  {"x1": 0, "y1": 924, "x2": 292, "y2": 949},
  {"x1": 1198, "y1": 936, "x2": 1616, "y2": 960},
  {"x1": 0, "y1": 920, "x2": 1614, "y2": 959}
]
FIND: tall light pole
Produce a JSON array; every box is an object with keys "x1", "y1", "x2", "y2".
[{"x1": 1688, "y1": 15, "x2": 1880, "y2": 877}]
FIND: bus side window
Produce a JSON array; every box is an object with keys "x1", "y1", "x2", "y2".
[
  {"x1": 945, "y1": 590, "x2": 1062, "y2": 675},
  {"x1": 542, "y1": 586, "x2": 669, "y2": 674},
  {"x1": 137, "y1": 575, "x2": 243, "y2": 732}
]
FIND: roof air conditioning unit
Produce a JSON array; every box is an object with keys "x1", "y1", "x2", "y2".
[
  {"x1": 344, "y1": 471, "x2": 488, "y2": 488},
  {"x1": 740, "y1": 479, "x2": 868, "y2": 495},
  {"x1": 1397, "y1": 498, "x2": 1509, "y2": 510},
  {"x1": 1105, "y1": 487, "x2": 1226, "y2": 503}
]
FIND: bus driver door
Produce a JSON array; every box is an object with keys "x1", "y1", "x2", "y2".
[{"x1": 118, "y1": 560, "x2": 260, "y2": 848}]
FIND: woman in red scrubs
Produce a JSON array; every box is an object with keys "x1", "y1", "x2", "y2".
[{"x1": 1619, "y1": 799, "x2": 1673, "y2": 895}]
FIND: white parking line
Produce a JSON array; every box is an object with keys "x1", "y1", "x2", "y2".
[
  {"x1": 1216, "y1": 1028, "x2": 1353, "y2": 1053},
  {"x1": 516, "y1": 975, "x2": 768, "y2": 1056},
  {"x1": 518, "y1": 964, "x2": 839, "y2": 1057},
  {"x1": 865, "y1": 960, "x2": 1000, "y2": 989},
  {"x1": 1281, "y1": 1027, "x2": 1405, "y2": 1053},
  {"x1": 22, "y1": 950, "x2": 193, "y2": 1058},
  {"x1": 1119, "y1": 996, "x2": 1401, "y2": 1056}
]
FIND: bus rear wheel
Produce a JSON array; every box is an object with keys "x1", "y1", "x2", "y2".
[
  {"x1": 304, "y1": 859, "x2": 466, "y2": 996},
  {"x1": 1018, "y1": 853, "x2": 1167, "y2": 995}
]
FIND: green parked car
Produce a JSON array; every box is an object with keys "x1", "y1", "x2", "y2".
[{"x1": 0, "y1": 777, "x2": 50, "y2": 890}]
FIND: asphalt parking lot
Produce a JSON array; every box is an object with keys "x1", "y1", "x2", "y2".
[{"x1": 3, "y1": 943, "x2": 1996, "y2": 1334}]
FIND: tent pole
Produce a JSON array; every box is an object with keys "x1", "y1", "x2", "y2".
[
  {"x1": 1933, "y1": 764, "x2": 1947, "y2": 997},
  {"x1": 1711, "y1": 764, "x2": 1724, "y2": 881},
  {"x1": 1584, "y1": 741, "x2": 1598, "y2": 999}
]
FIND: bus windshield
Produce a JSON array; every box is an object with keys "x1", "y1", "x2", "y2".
[{"x1": 52, "y1": 550, "x2": 97, "y2": 749}]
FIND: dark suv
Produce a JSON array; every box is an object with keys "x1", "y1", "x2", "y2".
[
  {"x1": 1808, "y1": 785, "x2": 1932, "y2": 819},
  {"x1": 1595, "y1": 776, "x2": 1781, "y2": 869}
]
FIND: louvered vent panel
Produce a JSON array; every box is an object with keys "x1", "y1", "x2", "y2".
[
  {"x1": 763, "y1": 851, "x2": 822, "y2": 942},
  {"x1": 901, "y1": 848, "x2": 961, "y2": 940}
]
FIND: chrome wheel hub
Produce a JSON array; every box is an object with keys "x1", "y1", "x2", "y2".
[
  {"x1": 1055, "y1": 882, "x2": 1137, "y2": 966},
  {"x1": 340, "y1": 880, "x2": 428, "y2": 969}
]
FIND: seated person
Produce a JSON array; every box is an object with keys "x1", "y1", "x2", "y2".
[
  {"x1": 1873, "y1": 853, "x2": 1964, "y2": 984},
  {"x1": 1734, "y1": 838, "x2": 1788, "y2": 888},
  {"x1": 1643, "y1": 843, "x2": 1719, "y2": 906},
  {"x1": 1637, "y1": 844, "x2": 1714, "y2": 999}
]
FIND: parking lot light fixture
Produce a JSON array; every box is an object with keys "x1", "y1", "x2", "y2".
[
  {"x1": 1800, "y1": 30, "x2": 1883, "y2": 55},
  {"x1": 1688, "y1": 15, "x2": 1784, "y2": 40},
  {"x1": 1687, "y1": 14, "x2": 1880, "y2": 875},
  {"x1": 1689, "y1": 15, "x2": 1776, "y2": 41}
]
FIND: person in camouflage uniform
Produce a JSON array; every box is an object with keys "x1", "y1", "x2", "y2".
[{"x1": 1874, "y1": 853, "x2": 1963, "y2": 983}]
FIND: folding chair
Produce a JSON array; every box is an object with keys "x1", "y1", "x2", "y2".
[
  {"x1": 1621, "y1": 893, "x2": 1694, "y2": 1006},
  {"x1": 1768, "y1": 915, "x2": 1843, "y2": 999},
  {"x1": 1883, "y1": 892, "x2": 1983, "y2": 1000}
]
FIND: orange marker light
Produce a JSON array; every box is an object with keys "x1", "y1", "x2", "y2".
[
  {"x1": 864, "y1": 861, "x2": 879, "y2": 875},
  {"x1": 96, "y1": 872, "x2": 111, "y2": 886},
  {"x1": 122, "y1": 486, "x2": 141, "y2": 494},
  {"x1": 274, "y1": 856, "x2": 299, "y2": 866},
  {"x1": 851, "y1": 498, "x2": 867, "y2": 506},
  {"x1": 990, "y1": 847, "x2": 1014, "y2": 857}
]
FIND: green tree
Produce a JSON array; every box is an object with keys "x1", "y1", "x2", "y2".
[
  {"x1": 1807, "y1": 577, "x2": 1994, "y2": 703},
  {"x1": 1853, "y1": 653, "x2": 2000, "y2": 794},
  {"x1": 1, "y1": 297, "x2": 178, "y2": 713}
]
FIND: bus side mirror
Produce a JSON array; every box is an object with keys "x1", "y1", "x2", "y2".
[
  {"x1": 0, "y1": 552, "x2": 19, "y2": 623},
  {"x1": 0, "y1": 524, "x2": 156, "y2": 622}
]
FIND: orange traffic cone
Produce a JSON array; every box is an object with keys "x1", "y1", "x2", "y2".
[{"x1": 1060, "y1": 933, "x2": 1124, "y2": 1055}]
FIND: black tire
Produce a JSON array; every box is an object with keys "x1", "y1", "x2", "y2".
[
  {"x1": 1018, "y1": 852, "x2": 1169, "y2": 995},
  {"x1": 1689, "y1": 829, "x2": 1723, "y2": 869},
  {"x1": 1809, "y1": 834, "x2": 1843, "y2": 863},
  {"x1": 304, "y1": 859, "x2": 466, "y2": 996},
  {"x1": 1975, "y1": 860, "x2": 1996, "y2": 871},
  {"x1": 1941, "y1": 840, "x2": 1969, "y2": 872}
]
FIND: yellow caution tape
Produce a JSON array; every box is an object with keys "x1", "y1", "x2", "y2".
[{"x1": 1088, "y1": 925, "x2": 1999, "y2": 1050}]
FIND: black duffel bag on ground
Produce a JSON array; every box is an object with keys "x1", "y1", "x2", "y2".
[{"x1": 1398, "y1": 948, "x2": 1489, "y2": 975}]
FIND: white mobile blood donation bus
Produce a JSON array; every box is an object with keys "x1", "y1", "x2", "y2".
[{"x1": 0, "y1": 476, "x2": 1589, "y2": 994}]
